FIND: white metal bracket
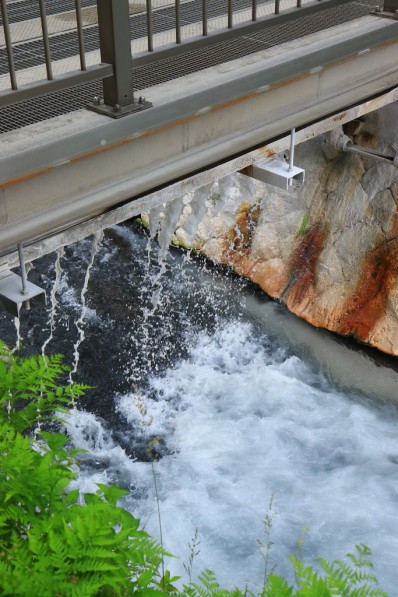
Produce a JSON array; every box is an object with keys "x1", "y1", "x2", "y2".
[
  {"x1": 0, "y1": 246, "x2": 46, "y2": 317},
  {"x1": 0, "y1": 271, "x2": 46, "y2": 317},
  {"x1": 249, "y1": 158, "x2": 305, "y2": 190},
  {"x1": 241, "y1": 128, "x2": 305, "y2": 190}
]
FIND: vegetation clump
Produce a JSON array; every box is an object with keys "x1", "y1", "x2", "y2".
[{"x1": 0, "y1": 341, "x2": 389, "y2": 596}]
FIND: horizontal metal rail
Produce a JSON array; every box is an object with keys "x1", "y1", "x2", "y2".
[
  {"x1": 133, "y1": 0, "x2": 351, "y2": 67},
  {"x1": 142, "y1": 0, "x2": 346, "y2": 54},
  {"x1": 0, "y1": 64, "x2": 113, "y2": 108},
  {"x1": 0, "y1": 0, "x2": 375, "y2": 116},
  {"x1": 0, "y1": 0, "x2": 113, "y2": 107}
]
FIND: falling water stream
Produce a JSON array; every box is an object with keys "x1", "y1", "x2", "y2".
[
  {"x1": 1, "y1": 196, "x2": 398, "y2": 592},
  {"x1": 42, "y1": 246, "x2": 64, "y2": 358}
]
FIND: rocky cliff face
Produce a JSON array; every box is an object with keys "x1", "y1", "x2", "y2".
[{"x1": 149, "y1": 103, "x2": 398, "y2": 355}]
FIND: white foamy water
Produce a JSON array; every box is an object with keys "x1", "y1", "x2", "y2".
[{"x1": 66, "y1": 319, "x2": 398, "y2": 594}]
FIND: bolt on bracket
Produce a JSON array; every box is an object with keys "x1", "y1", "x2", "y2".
[
  {"x1": 246, "y1": 159, "x2": 305, "y2": 190},
  {"x1": 87, "y1": 96, "x2": 152, "y2": 119}
]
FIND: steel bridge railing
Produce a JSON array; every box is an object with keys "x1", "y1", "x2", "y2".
[
  {"x1": 143, "y1": 0, "x2": 313, "y2": 56},
  {"x1": 0, "y1": 0, "x2": 383, "y2": 119},
  {"x1": 135, "y1": 0, "x2": 332, "y2": 68},
  {"x1": 0, "y1": 0, "x2": 118, "y2": 112}
]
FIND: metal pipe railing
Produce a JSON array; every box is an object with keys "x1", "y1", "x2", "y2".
[
  {"x1": 146, "y1": 0, "x2": 153, "y2": 51},
  {"x1": 252, "y1": 0, "x2": 257, "y2": 21},
  {"x1": 38, "y1": 0, "x2": 53, "y2": 80},
  {"x1": 75, "y1": 0, "x2": 87, "y2": 71},
  {"x1": 203, "y1": 0, "x2": 208, "y2": 35},
  {"x1": 176, "y1": 0, "x2": 181, "y2": 43},
  {"x1": 0, "y1": 0, "x2": 17, "y2": 90},
  {"x1": 228, "y1": 0, "x2": 233, "y2": 28},
  {"x1": 0, "y1": 0, "x2": 115, "y2": 109}
]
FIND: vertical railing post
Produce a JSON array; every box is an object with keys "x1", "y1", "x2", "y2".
[
  {"x1": 176, "y1": 0, "x2": 181, "y2": 43},
  {"x1": 75, "y1": 0, "x2": 87, "y2": 71},
  {"x1": 228, "y1": 0, "x2": 233, "y2": 28},
  {"x1": 146, "y1": 0, "x2": 153, "y2": 52},
  {"x1": 95, "y1": 0, "x2": 134, "y2": 111},
  {"x1": 0, "y1": 0, "x2": 17, "y2": 90},
  {"x1": 38, "y1": 0, "x2": 53, "y2": 80},
  {"x1": 88, "y1": 0, "x2": 151, "y2": 117},
  {"x1": 252, "y1": 0, "x2": 257, "y2": 21},
  {"x1": 203, "y1": 0, "x2": 208, "y2": 35}
]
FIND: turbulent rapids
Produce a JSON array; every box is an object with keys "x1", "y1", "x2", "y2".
[{"x1": 1, "y1": 215, "x2": 398, "y2": 593}]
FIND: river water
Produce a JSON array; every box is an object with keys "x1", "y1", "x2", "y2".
[{"x1": 1, "y1": 221, "x2": 398, "y2": 594}]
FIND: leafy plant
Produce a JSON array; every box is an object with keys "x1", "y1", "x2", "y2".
[
  {"x1": 183, "y1": 569, "x2": 243, "y2": 597},
  {"x1": 0, "y1": 340, "x2": 87, "y2": 433},
  {"x1": 182, "y1": 546, "x2": 388, "y2": 597},
  {"x1": 261, "y1": 544, "x2": 388, "y2": 597},
  {"x1": 0, "y1": 341, "x2": 167, "y2": 596}
]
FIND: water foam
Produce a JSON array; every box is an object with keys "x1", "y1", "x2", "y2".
[{"x1": 67, "y1": 319, "x2": 398, "y2": 593}]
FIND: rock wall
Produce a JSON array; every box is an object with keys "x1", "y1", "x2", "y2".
[{"x1": 151, "y1": 103, "x2": 398, "y2": 355}]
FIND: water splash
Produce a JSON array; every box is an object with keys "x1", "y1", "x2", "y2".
[
  {"x1": 13, "y1": 317, "x2": 22, "y2": 352},
  {"x1": 124, "y1": 198, "x2": 187, "y2": 383},
  {"x1": 41, "y1": 247, "x2": 65, "y2": 357},
  {"x1": 69, "y1": 232, "x2": 103, "y2": 390},
  {"x1": 121, "y1": 183, "x2": 252, "y2": 383},
  {"x1": 146, "y1": 197, "x2": 186, "y2": 314}
]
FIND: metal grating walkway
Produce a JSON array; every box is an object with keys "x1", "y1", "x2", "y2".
[{"x1": 0, "y1": 0, "x2": 378, "y2": 134}]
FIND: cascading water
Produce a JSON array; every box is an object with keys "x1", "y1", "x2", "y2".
[
  {"x1": 0, "y1": 179, "x2": 398, "y2": 593},
  {"x1": 41, "y1": 246, "x2": 64, "y2": 358},
  {"x1": 69, "y1": 231, "x2": 103, "y2": 387},
  {"x1": 125, "y1": 197, "x2": 187, "y2": 384},
  {"x1": 13, "y1": 315, "x2": 22, "y2": 352}
]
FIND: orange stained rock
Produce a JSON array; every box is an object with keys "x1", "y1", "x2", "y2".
[
  {"x1": 223, "y1": 204, "x2": 260, "y2": 263},
  {"x1": 285, "y1": 223, "x2": 327, "y2": 309},
  {"x1": 338, "y1": 239, "x2": 398, "y2": 341}
]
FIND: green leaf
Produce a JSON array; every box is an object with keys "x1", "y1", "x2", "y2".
[
  {"x1": 64, "y1": 489, "x2": 80, "y2": 506},
  {"x1": 84, "y1": 493, "x2": 102, "y2": 506},
  {"x1": 96, "y1": 483, "x2": 129, "y2": 505},
  {"x1": 40, "y1": 431, "x2": 68, "y2": 453}
]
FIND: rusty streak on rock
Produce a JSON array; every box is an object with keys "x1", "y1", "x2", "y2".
[
  {"x1": 285, "y1": 223, "x2": 327, "y2": 309},
  {"x1": 338, "y1": 237, "x2": 398, "y2": 342}
]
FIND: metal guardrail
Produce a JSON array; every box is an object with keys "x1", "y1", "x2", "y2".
[
  {"x1": 0, "y1": 0, "x2": 381, "y2": 119},
  {"x1": 132, "y1": 0, "x2": 354, "y2": 68},
  {"x1": 144, "y1": 0, "x2": 307, "y2": 52},
  {"x1": 0, "y1": 0, "x2": 112, "y2": 107}
]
